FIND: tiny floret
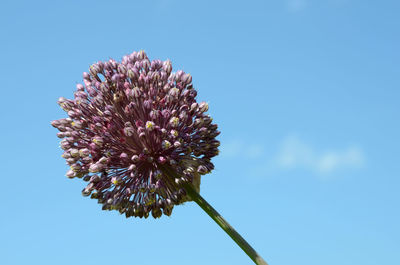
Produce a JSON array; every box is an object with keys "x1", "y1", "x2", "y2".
[
  {"x1": 92, "y1": 136, "x2": 104, "y2": 147},
  {"x1": 169, "y1": 117, "x2": 179, "y2": 127},
  {"x1": 162, "y1": 140, "x2": 172, "y2": 149},
  {"x1": 145, "y1": 121, "x2": 155, "y2": 131},
  {"x1": 170, "y1": 130, "x2": 178, "y2": 138}
]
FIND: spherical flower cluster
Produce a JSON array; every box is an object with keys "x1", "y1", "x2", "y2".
[{"x1": 51, "y1": 51, "x2": 220, "y2": 218}]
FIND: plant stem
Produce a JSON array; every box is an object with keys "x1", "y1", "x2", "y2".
[
  {"x1": 183, "y1": 183, "x2": 269, "y2": 265},
  {"x1": 161, "y1": 166, "x2": 269, "y2": 265}
]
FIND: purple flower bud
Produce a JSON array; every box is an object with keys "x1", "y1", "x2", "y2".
[
  {"x1": 137, "y1": 50, "x2": 146, "y2": 60},
  {"x1": 82, "y1": 157, "x2": 92, "y2": 164},
  {"x1": 76, "y1": 84, "x2": 85, "y2": 91},
  {"x1": 90, "y1": 64, "x2": 101, "y2": 76},
  {"x1": 131, "y1": 155, "x2": 139, "y2": 162},
  {"x1": 169, "y1": 87, "x2": 180, "y2": 98},
  {"x1": 83, "y1": 72, "x2": 90, "y2": 80},
  {"x1": 132, "y1": 87, "x2": 140, "y2": 98},
  {"x1": 127, "y1": 68, "x2": 138, "y2": 80},
  {"x1": 124, "y1": 126, "x2": 135, "y2": 137},
  {"x1": 163, "y1": 60, "x2": 172, "y2": 74},
  {"x1": 70, "y1": 148, "x2": 79, "y2": 158},
  {"x1": 118, "y1": 64, "x2": 127, "y2": 74},
  {"x1": 111, "y1": 74, "x2": 120, "y2": 83},
  {"x1": 71, "y1": 163, "x2": 81, "y2": 172},
  {"x1": 193, "y1": 117, "x2": 202, "y2": 126},
  {"x1": 128, "y1": 164, "x2": 136, "y2": 171},
  {"x1": 150, "y1": 110, "x2": 160, "y2": 120},
  {"x1": 175, "y1": 70, "x2": 184, "y2": 81},
  {"x1": 51, "y1": 120, "x2": 61, "y2": 128},
  {"x1": 161, "y1": 109, "x2": 171, "y2": 119},
  {"x1": 179, "y1": 111, "x2": 188, "y2": 121},
  {"x1": 182, "y1": 74, "x2": 192, "y2": 84},
  {"x1": 82, "y1": 188, "x2": 91, "y2": 197},
  {"x1": 142, "y1": 59, "x2": 151, "y2": 71},
  {"x1": 120, "y1": 152, "x2": 129, "y2": 161},
  {"x1": 198, "y1": 102, "x2": 209, "y2": 113},
  {"x1": 60, "y1": 140, "x2": 71, "y2": 150},
  {"x1": 89, "y1": 163, "x2": 103, "y2": 173},
  {"x1": 66, "y1": 169, "x2": 76, "y2": 178},
  {"x1": 143, "y1": 99, "x2": 153, "y2": 109},
  {"x1": 66, "y1": 158, "x2": 77, "y2": 165}
]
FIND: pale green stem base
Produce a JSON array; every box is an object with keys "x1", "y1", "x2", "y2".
[{"x1": 161, "y1": 166, "x2": 269, "y2": 265}]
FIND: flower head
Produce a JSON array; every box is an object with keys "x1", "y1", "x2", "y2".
[{"x1": 52, "y1": 51, "x2": 220, "y2": 218}]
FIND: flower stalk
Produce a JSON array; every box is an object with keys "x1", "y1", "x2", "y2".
[{"x1": 161, "y1": 166, "x2": 269, "y2": 265}]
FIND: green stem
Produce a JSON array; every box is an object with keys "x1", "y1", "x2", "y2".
[{"x1": 161, "y1": 166, "x2": 269, "y2": 265}]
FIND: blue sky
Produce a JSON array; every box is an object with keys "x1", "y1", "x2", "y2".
[{"x1": 1, "y1": 0, "x2": 399, "y2": 264}]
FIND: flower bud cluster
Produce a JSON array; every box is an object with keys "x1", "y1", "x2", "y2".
[{"x1": 52, "y1": 51, "x2": 220, "y2": 218}]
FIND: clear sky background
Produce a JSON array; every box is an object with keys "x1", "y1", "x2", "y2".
[{"x1": 1, "y1": 0, "x2": 399, "y2": 264}]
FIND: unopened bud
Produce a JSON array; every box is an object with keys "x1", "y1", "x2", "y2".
[{"x1": 199, "y1": 102, "x2": 209, "y2": 113}]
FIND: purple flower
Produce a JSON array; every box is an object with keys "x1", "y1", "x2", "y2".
[{"x1": 52, "y1": 51, "x2": 220, "y2": 218}]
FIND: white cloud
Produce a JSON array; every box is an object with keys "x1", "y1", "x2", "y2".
[
  {"x1": 245, "y1": 144, "x2": 264, "y2": 159},
  {"x1": 220, "y1": 139, "x2": 264, "y2": 159},
  {"x1": 219, "y1": 136, "x2": 365, "y2": 179},
  {"x1": 276, "y1": 135, "x2": 365, "y2": 175},
  {"x1": 287, "y1": 0, "x2": 307, "y2": 12}
]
